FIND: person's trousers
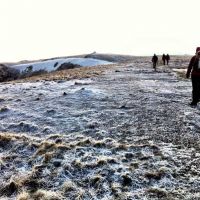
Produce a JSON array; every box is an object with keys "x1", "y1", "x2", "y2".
[{"x1": 191, "y1": 76, "x2": 200, "y2": 103}]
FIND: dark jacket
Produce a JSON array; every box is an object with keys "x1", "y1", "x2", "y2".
[
  {"x1": 186, "y1": 56, "x2": 200, "y2": 77},
  {"x1": 162, "y1": 54, "x2": 166, "y2": 61},
  {"x1": 166, "y1": 54, "x2": 170, "y2": 60},
  {"x1": 152, "y1": 55, "x2": 158, "y2": 63}
]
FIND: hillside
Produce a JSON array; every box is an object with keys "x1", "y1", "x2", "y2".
[{"x1": 0, "y1": 55, "x2": 199, "y2": 199}]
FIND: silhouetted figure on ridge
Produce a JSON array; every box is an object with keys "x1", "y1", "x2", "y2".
[
  {"x1": 166, "y1": 54, "x2": 170, "y2": 65},
  {"x1": 162, "y1": 54, "x2": 166, "y2": 65},
  {"x1": 152, "y1": 54, "x2": 158, "y2": 71}
]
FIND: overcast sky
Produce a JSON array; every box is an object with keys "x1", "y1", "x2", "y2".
[{"x1": 0, "y1": 0, "x2": 200, "y2": 62}]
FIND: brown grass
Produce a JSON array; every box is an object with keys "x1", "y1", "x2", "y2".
[
  {"x1": 17, "y1": 191, "x2": 29, "y2": 200},
  {"x1": 12, "y1": 64, "x2": 116, "y2": 83},
  {"x1": 144, "y1": 170, "x2": 166, "y2": 180},
  {"x1": 147, "y1": 187, "x2": 168, "y2": 198}
]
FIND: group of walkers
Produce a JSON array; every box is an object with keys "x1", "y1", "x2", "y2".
[
  {"x1": 162, "y1": 54, "x2": 170, "y2": 65},
  {"x1": 151, "y1": 53, "x2": 170, "y2": 71},
  {"x1": 151, "y1": 47, "x2": 200, "y2": 107}
]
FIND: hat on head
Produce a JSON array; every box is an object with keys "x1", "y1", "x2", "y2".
[{"x1": 196, "y1": 47, "x2": 200, "y2": 53}]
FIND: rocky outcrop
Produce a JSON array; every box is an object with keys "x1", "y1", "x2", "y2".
[
  {"x1": 0, "y1": 64, "x2": 20, "y2": 82},
  {"x1": 56, "y1": 62, "x2": 81, "y2": 71}
]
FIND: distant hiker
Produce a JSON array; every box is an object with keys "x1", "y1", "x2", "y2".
[
  {"x1": 186, "y1": 47, "x2": 200, "y2": 106},
  {"x1": 152, "y1": 54, "x2": 158, "y2": 71},
  {"x1": 166, "y1": 54, "x2": 170, "y2": 65},
  {"x1": 162, "y1": 54, "x2": 166, "y2": 65}
]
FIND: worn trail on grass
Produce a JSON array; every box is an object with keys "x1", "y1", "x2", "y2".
[{"x1": 0, "y1": 58, "x2": 200, "y2": 199}]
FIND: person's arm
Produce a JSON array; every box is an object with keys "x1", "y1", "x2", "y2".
[{"x1": 186, "y1": 56, "x2": 195, "y2": 78}]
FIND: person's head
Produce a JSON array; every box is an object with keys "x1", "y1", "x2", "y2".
[
  {"x1": 196, "y1": 47, "x2": 200, "y2": 52},
  {"x1": 196, "y1": 51, "x2": 200, "y2": 58}
]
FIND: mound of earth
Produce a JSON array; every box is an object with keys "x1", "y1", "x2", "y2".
[{"x1": 0, "y1": 64, "x2": 19, "y2": 82}]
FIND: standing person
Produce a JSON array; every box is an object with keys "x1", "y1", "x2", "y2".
[
  {"x1": 152, "y1": 54, "x2": 158, "y2": 71},
  {"x1": 186, "y1": 47, "x2": 200, "y2": 106},
  {"x1": 162, "y1": 54, "x2": 166, "y2": 65},
  {"x1": 166, "y1": 54, "x2": 170, "y2": 65}
]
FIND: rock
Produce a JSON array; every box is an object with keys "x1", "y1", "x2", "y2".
[
  {"x1": 119, "y1": 105, "x2": 126, "y2": 109},
  {"x1": 122, "y1": 174, "x2": 132, "y2": 186},
  {"x1": 46, "y1": 109, "x2": 56, "y2": 114},
  {"x1": 125, "y1": 153, "x2": 134, "y2": 159},
  {"x1": 0, "y1": 106, "x2": 9, "y2": 112},
  {"x1": 74, "y1": 82, "x2": 82, "y2": 85},
  {"x1": 55, "y1": 138, "x2": 62, "y2": 144},
  {"x1": 54, "y1": 62, "x2": 59, "y2": 68},
  {"x1": 57, "y1": 80, "x2": 65, "y2": 83},
  {"x1": 0, "y1": 98, "x2": 5, "y2": 102},
  {"x1": 57, "y1": 62, "x2": 81, "y2": 71},
  {"x1": 53, "y1": 160, "x2": 62, "y2": 167}
]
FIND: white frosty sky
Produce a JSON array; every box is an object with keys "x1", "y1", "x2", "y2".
[{"x1": 0, "y1": 0, "x2": 200, "y2": 62}]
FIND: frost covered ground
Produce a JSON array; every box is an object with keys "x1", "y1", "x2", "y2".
[{"x1": 0, "y1": 57, "x2": 200, "y2": 199}]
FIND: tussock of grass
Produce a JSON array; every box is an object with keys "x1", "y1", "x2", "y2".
[
  {"x1": 93, "y1": 141, "x2": 107, "y2": 148},
  {"x1": 144, "y1": 170, "x2": 166, "y2": 180},
  {"x1": 130, "y1": 162, "x2": 139, "y2": 169},
  {"x1": 62, "y1": 180, "x2": 76, "y2": 193},
  {"x1": 0, "y1": 133, "x2": 14, "y2": 143},
  {"x1": 35, "y1": 141, "x2": 56, "y2": 156},
  {"x1": 0, "y1": 181, "x2": 18, "y2": 196},
  {"x1": 56, "y1": 143, "x2": 71, "y2": 151},
  {"x1": 107, "y1": 158, "x2": 118, "y2": 164},
  {"x1": 43, "y1": 152, "x2": 54, "y2": 163},
  {"x1": 111, "y1": 182, "x2": 121, "y2": 195},
  {"x1": 47, "y1": 134, "x2": 62, "y2": 140},
  {"x1": 147, "y1": 187, "x2": 168, "y2": 198},
  {"x1": 17, "y1": 191, "x2": 29, "y2": 200},
  {"x1": 0, "y1": 107, "x2": 9, "y2": 112},
  {"x1": 31, "y1": 164, "x2": 47, "y2": 177},
  {"x1": 31, "y1": 189, "x2": 63, "y2": 200},
  {"x1": 75, "y1": 189, "x2": 85, "y2": 200},
  {"x1": 114, "y1": 144, "x2": 128, "y2": 151},
  {"x1": 18, "y1": 175, "x2": 42, "y2": 192},
  {"x1": 96, "y1": 159, "x2": 107, "y2": 166},
  {"x1": 73, "y1": 159, "x2": 84, "y2": 169},
  {"x1": 89, "y1": 175, "x2": 103, "y2": 188},
  {"x1": 76, "y1": 138, "x2": 92, "y2": 146}
]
